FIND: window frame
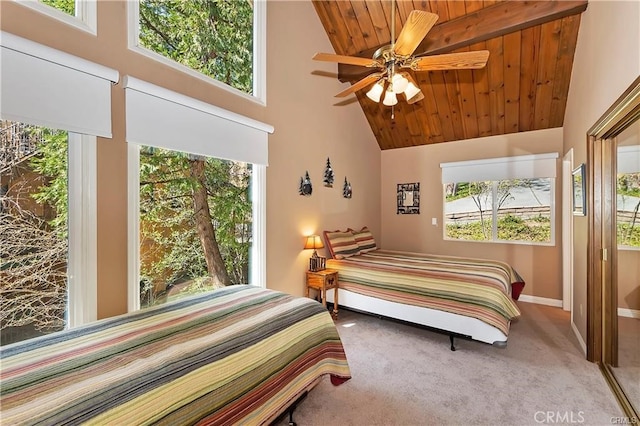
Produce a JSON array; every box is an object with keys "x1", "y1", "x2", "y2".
[
  {"x1": 67, "y1": 133, "x2": 98, "y2": 327},
  {"x1": 126, "y1": 0, "x2": 267, "y2": 106},
  {"x1": 16, "y1": 0, "x2": 97, "y2": 35}
]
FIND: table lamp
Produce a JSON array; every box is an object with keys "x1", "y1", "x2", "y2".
[{"x1": 304, "y1": 235, "x2": 326, "y2": 271}]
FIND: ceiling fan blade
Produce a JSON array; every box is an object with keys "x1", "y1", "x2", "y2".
[
  {"x1": 409, "y1": 50, "x2": 490, "y2": 71},
  {"x1": 335, "y1": 73, "x2": 384, "y2": 98},
  {"x1": 313, "y1": 52, "x2": 383, "y2": 68},
  {"x1": 393, "y1": 11, "x2": 439, "y2": 58}
]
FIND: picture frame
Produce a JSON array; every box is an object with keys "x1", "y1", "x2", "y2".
[
  {"x1": 572, "y1": 163, "x2": 586, "y2": 216},
  {"x1": 397, "y1": 182, "x2": 420, "y2": 214}
]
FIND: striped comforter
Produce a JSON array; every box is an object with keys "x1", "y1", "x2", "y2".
[
  {"x1": 326, "y1": 250, "x2": 524, "y2": 335},
  {"x1": 0, "y1": 285, "x2": 351, "y2": 425}
]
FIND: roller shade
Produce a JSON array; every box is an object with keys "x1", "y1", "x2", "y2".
[
  {"x1": 0, "y1": 32, "x2": 118, "y2": 137},
  {"x1": 440, "y1": 153, "x2": 559, "y2": 184},
  {"x1": 618, "y1": 145, "x2": 640, "y2": 173},
  {"x1": 123, "y1": 76, "x2": 273, "y2": 165}
]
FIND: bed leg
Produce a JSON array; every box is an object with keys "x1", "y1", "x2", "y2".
[
  {"x1": 288, "y1": 410, "x2": 296, "y2": 426},
  {"x1": 449, "y1": 335, "x2": 456, "y2": 351}
]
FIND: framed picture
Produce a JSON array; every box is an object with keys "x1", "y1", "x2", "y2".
[
  {"x1": 572, "y1": 163, "x2": 586, "y2": 216},
  {"x1": 397, "y1": 182, "x2": 420, "y2": 214}
]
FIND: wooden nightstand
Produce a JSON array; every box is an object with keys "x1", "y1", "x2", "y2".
[{"x1": 305, "y1": 269, "x2": 339, "y2": 319}]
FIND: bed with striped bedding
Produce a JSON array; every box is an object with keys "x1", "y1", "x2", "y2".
[
  {"x1": 326, "y1": 249, "x2": 524, "y2": 345},
  {"x1": 0, "y1": 285, "x2": 351, "y2": 425}
]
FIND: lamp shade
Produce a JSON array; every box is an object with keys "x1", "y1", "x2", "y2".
[
  {"x1": 404, "y1": 81, "x2": 421, "y2": 100},
  {"x1": 383, "y1": 88, "x2": 398, "y2": 106},
  {"x1": 392, "y1": 73, "x2": 409, "y2": 94},
  {"x1": 303, "y1": 235, "x2": 324, "y2": 250},
  {"x1": 366, "y1": 81, "x2": 384, "y2": 102}
]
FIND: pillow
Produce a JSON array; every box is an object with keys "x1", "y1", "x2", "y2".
[
  {"x1": 350, "y1": 226, "x2": 377, "y2": 254},
  {"x1": 323, "y1": 230, "x2": 360, "y2": 259}
]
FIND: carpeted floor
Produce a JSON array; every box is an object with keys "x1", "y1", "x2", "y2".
[{"x1": 278, "y1": 302, "x2": 623, "y2": 426}]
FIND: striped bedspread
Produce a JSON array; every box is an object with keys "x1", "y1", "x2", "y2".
[
  {"x1": 0, "y1": 285, "x2": 351, "y2": 426},
  {"x1": 327, "y1": 250, "x2": 524, "y2": 335}
]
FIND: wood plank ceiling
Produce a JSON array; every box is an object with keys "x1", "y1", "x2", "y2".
[{"x1": 311, "y1": 0, "x2": 588, "y2": 150}]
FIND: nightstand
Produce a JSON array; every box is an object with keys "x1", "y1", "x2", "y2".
[{"x1": 305, "y1": 269, "x2": 339, "y2": 319}]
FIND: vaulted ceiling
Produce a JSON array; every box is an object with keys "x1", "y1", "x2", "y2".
[{"x1": 311, "y1": 0, "x2": 588, "y2": 150}]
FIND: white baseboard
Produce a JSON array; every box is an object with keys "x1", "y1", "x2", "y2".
[
  {"x1": 571, "y1": 320, "x2": 587, "y2": 355},
  {"x1": 518, "y1": 294, "x2": 563, "y2": 308},
  {"x1": 618, "y1": 307, "x2": 640, "y2": 319}
]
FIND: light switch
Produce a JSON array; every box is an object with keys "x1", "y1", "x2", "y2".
[{"x1": 431, "y1": 217, "x2": 438, "y2": 226}]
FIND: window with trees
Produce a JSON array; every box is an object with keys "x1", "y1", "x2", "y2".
[
  {"x1": 441, "y1": 154, "x2": 557, "y2": 245},
  {"x1": 1, "y1": 121, "x2": 69, "y2": 345},
  {"x1": 124, "y1": 77, "x2": 271, "y2": 311},
  {"x1": 138, "y1": 146, "x2": 253, "y2": 308},
  {"x1": 132, "y1": 0, "x2": 264, "y2": 99}
]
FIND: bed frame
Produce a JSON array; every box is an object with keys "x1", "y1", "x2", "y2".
[{"x1": 326, "y1": 288, "x2": 509, "y2": 349}]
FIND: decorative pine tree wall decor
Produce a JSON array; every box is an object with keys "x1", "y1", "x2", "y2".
[
  {"x1": 343, "y1": 177, "x2": 352, "y2": 198},
  {"x1": 299, "y1": 171, "x2": 312, "y2": 196},
  {"x1": 323, "y1": 157, "x2": 334, "y2": 187}
]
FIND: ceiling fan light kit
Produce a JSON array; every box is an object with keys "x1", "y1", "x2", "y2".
[{"x1": 312, "y1": 2, "x2": 489, "y2": 108}]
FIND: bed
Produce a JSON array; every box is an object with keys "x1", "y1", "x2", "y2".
[
  {"x1": 323, "y1": 228, "x2": 524, "y2": 348},
  {"x1": 0, "y1": 285, "x2": 351, "y2": 425}
]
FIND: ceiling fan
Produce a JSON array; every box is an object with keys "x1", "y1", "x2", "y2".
[{"x1": 312, "y1": 3, "x2": 490, "y2": 106}]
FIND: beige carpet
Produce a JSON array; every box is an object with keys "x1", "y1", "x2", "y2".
[{"x1": 278, "y1": 302, "x2": 622, "y2": 426}]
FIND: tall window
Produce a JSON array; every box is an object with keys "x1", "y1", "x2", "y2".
[
  {"x1": 138, "y1": 146, "x2": 253, "y2": 308},
  {"x1": 124, "y1": 77, "x2": 272, "y2": 311},
  {"x1": 1, "y1": 121, "x2": 68, "y2": 345},
  {"x1": 441, "y1": 154, "x2": 558, "y2": 245},
  {"x1": 131, "y1": 0, "x2": 265, "y2": 100}
]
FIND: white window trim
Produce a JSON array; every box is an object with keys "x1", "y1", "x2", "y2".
[
  {"x1": 14, "y1": 0, "x2": 97, "y2": 35},
  {"x1": 67, "y1": 133, "x2": 97, "y2": 327},
  {"x1": 127, "y1": 147, "x2": 267, "y2": 312},
  {"x1": 126, "y1": 0, "x2": 267, "y2": 106}
]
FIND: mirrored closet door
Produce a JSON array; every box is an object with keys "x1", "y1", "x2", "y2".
[{"x1": 587, "y1": 75, "x2": 640, "y2": 420}]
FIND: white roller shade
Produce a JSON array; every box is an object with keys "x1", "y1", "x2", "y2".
[
  {"x1": 440, "y1": 153, "x2": 559, "y2": 183},
  {"x1": 0, "y1": 32, "x2": 117, "y2": 137},
  {"x1": 618, "y1": 145, "x2": 640, "y2": 173},
  {"x1": 123, "y1": 76, "x2": 273, "y2": 165}
]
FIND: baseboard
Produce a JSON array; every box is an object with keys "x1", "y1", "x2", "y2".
[
  {"x1": 571, "y1": 320, "x2": 587, "y2": 355},
  {"x1": 517, "y1": 294, "x2": 563, "y2": 308},
  {"x1": 618, "y1": 307, "x2": 640, "y2": 319}
]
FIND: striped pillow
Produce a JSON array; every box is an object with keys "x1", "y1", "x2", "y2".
[
  {"x1": 351, "y1": 226, "x2": 377, "y2": 254},
  {"x1": 323, "y1": 230, "x2": 360, "y2": 259}
]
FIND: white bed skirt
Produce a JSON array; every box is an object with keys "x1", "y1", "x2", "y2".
[{"x1": 326, "y1": 288, "x2": 509, "y2": 346}]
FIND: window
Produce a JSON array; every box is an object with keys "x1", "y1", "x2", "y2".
[
  {"x1": 128, "y1": 0, "x2": 266, "y2": 103},
  {"x1": 0, "y1": 122, "x2": 96, "y2": 345},
  {"x1": 138, "y1": 146, "x2": 254, "y2": 308},
  {"x1": 618, "y1": 146, "x2": 640, "y2": 249},
  {"x1": 0, "y1": 34, "x2": 112, "y2": 343},
  {"x1": 124, "y1": 77, "x2": 272, "y2": 311},
  {"x1": 441, "y1": 154, "x2": 558, "y2": 245}
]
